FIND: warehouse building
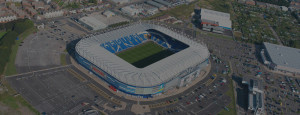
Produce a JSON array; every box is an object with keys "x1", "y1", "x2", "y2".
[
  {"x1": 260, "y1": 42, "x2": 300, "y2": 75},
  {"x1": 146, "y1": 1, "x2": 167, "y2": 10},
  {"x1": 121, "y1": 3, "x2": 159, "y2": 16},
  {"x1": 194, "y1": 8, "x2": 231, "y2": 33},
  {"x1": 112, "y1": 0, "x2": 129, "y2": 4},
  {"x1": 79, "y1": 16, "x2": 107, "y2": 31},
  {"x1": 242, "y1": 78, "x2": 265, "y2": 115},
  {"x1": 153, "y1": 0, "x2": 172, "y2": 7},
  {"x1": 121, "y1": 5, "x2": 143, "y2": 16}
]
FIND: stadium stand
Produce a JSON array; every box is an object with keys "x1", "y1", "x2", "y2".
[
  {"x1": 121, "y1": 38, "x2": 133, "y2": 47},
  {"x1": 116, "y1": 39, "x2": 128, "y2": 49},
  {"x1": 100, "y1": 29, "x2": 189, "y2": 54},
  {"x1": 101, "y1": 43, "x2": 116, "y2": 53}
]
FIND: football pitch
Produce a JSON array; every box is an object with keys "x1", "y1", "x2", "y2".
[{"x1": 117, "y1": 41, "x2": 174, "y2": 68}]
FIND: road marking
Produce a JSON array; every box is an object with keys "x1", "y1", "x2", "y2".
[
  {"x1": 87, "y1": 83, "x2": 121, "y2": 106},
  {"x1": 68, "y1": 103, "x2": 86, "y2": 113},
  {"x1": 5, "y1": 65, "x2": 72, "y2": 78},
  {"x1": 67, "y1": 68, "x2": 87, "y2": 82},
  {"x1": 149, "y1": 99, "x2": 178, "y2": 109},
  {"x1": 205, "y1": 76, "x2": 217, "y2": 86}
]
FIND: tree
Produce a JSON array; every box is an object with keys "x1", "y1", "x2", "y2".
[
  {"x1": 0, "y1": 19, "x2": 34, "y2": 75},
  {"x1": 256, "y1": 0, "x2": 290, "y2": 7},
  {"x1": 13, "y1": 19, "x2": 34, "y2": 34},
  {"x1": 89, "y1": 0, "x2": 97, "y2": 4},
  {"x1": 0, "y1": 24, "x2": 5, "y2": 31}
]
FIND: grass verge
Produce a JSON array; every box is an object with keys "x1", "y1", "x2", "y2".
[
  {"x1": 1, "y1": 27, "x2": 39, "y2": 114},
  {"x1": 0, "y1": 31, "x2": 7, "y2": 39},
  {"x1": 218, "y1": 79, "x2": 237, "y2": 115},
  {"x1": 60, "y1": 54, "x2": 67, "y2": 66},
  {"x1": 143, "y1": 3, "x2": 195, "y2": 20},
  {"x1": 0, "y1": 80, "x2": 40, "y2": 115},
  {"x1": 58, "y1": 1, "x2": 64, "y2": 6},
  {"x1": 4, "y1": 27, "x2": 37, "y2": 76},
  {"x1": 207, "y1": 32, "x2": 233, "y2": 40}
]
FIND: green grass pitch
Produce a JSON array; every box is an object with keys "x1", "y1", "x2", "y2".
[{"x1": 117, "y1": 41, "x2": 174, "y2": 68}]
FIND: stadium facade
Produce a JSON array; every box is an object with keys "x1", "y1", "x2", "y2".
[{"x1": 75, "y1": 22, "x2": 210, "y2": 98}]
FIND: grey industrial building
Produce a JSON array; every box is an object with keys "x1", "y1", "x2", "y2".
[
  {"x1": 261, "y1": 42, "x2": 300, "y2": 75},
  {"x1": 153, "y1": 0, "x2": 172, "y2": 7},
  {"x1": 242, "y1": 78, "x2": 265, "y2": 115},
  {"x1": 146, "y1": 1, "x2": 166, "y2": 10}
]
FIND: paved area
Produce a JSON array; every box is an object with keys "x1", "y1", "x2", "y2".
[
  {"x1": 6, "y1": 66, "x2": 94, "y2": 114},
  {"x1": 15, "y1": 17, "x2": 90, "y2": 74},
  {"x1": 6, "y1": 65, "x2": 130, "y2": 114},
  {"x1": 15, "y1": 31, "x2": 65, "y2": 73},
  {"x1": 8, "y1": 15, "x2": 239, "y2": 115},
  {"x1": 7, "y1": 45, "x2": 232, "y2": 115}
]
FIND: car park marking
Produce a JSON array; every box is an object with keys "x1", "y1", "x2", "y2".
[
  {"x1": 87, "y1": 83, "x2": 121, "y2": 106},
  {"x1": 205, "y1": 76, "x2": 217, "y2": 86},
  {"x1": 149, "y1": 99, "x2": 178, "y2": 109},
  {"x1": 67, "y1": 68, "x2": 87, "y2": 82},
  {"x1": 5, "y1": 65, "x2": 71, "y2": 78}
]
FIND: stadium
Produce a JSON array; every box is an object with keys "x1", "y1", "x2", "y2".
[{"x1": 75, "y1": 22, "x2": 210, "y2": 98}]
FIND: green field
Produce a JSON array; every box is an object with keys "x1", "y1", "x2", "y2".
[
  {"x1": 5, "y1": 27, "x2": 37, "y2": 76},
  {"x1": 218, "y1": 79, "x2": 237, "y2": 115},
  {"x1": 0, "y1": 31, "x2": 7, "y2": 39},
  {"x1": 117, "y1": 42, "x2": 174, "y2": 68}
]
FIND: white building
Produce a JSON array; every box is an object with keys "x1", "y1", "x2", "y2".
[
  {"x1": 5, "y1": 0, "x2": 22, "y2": 2},
  {"x1": 43, "y1": 10, "x2": 64, "y2": 18},
  {"x1": 69, "y1": 10, "x2": 77, "y2": 14},
  {"x1": 79, "y1": 16, "x2": 108, "y2": 31},
  {"x1": 145, "y1": 6, "x2": 159, "y2": 15},
  {"x1": 200, "y1": 8, "x2": 232, "y2": 29},
  {"x1": 121, "y1": 5, "x2": 142, "y2": 16},
  {"x1": 37, "y1": 23, "x2": 45, "y2": 30},
  {"x1": 0, "y1": 15, "x2": 17, "y2": 23},
  {"x1": 280, "y1": 6, "x2": 288, "y2": 11},
  {"x1": 103, "y1": 10, "x2": 115, "y2": 18},
  {"x1": 112, "y1": 0, "x2": 129, "y2": 4},
  {"x1": 44, "y1": 0, "x2": 51, "y2": 4}
]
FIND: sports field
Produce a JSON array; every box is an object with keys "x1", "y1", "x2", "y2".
[{"x1": 117, "y1": 41, "x2": 174, "y2": 68}]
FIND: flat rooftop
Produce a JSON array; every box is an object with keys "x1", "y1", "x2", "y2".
[
  {"x1": 264, "y1": 42, "x2": 300, "y2": 70},
  {"x1": 200, "y1": 8, "x2": 232, "y2": 29}
]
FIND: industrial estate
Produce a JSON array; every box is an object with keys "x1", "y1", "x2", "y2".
[{"x1": 0, "y1": 0, "x2": 299, "y2": 115}]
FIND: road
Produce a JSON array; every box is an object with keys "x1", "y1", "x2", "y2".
[{"x1": 268, "y1": 23, "x2": 283, "y2": 45}]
